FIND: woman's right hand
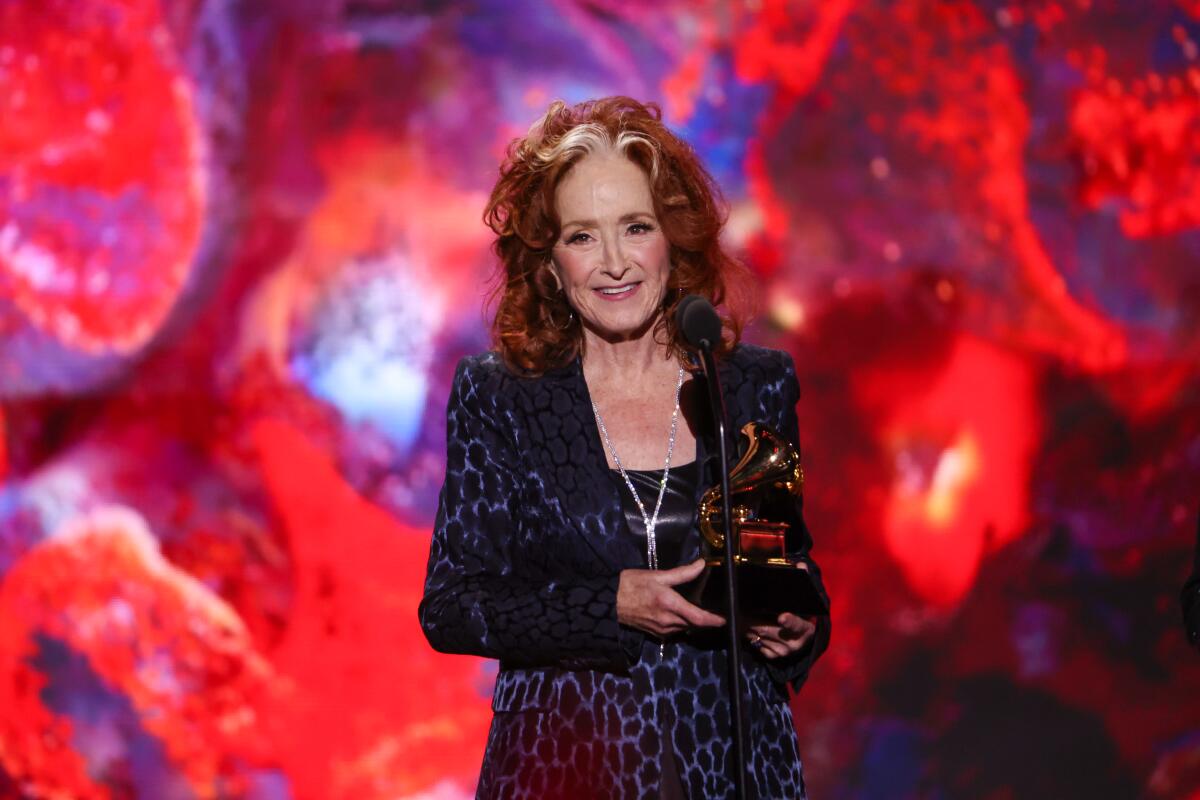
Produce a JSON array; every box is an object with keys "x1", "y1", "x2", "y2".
[{"x1": 616, "y1": 558, "x2": 726, "y2": 637}]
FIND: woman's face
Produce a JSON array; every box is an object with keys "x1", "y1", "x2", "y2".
[{"x1": 551, "y1": 151, "x2": 671, "y2": 344}]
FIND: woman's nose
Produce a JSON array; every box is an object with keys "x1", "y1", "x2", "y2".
[{"x1": 600, "y1": 238, "x2": 630, "y2": 277}]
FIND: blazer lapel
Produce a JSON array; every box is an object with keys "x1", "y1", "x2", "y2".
[
  {"x1": 514, "y1": 353, "x2": 756, "y2": 574},
  {"x1": 516, "y1": 357, "x2": 643, "y2": 572}
]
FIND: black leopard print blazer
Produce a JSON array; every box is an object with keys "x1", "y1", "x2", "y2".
[{"x1": 419, "y1": 343, "x2": 831, "y2": 799}]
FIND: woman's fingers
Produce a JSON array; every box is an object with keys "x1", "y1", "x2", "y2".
[
  {"x1": 657, "y1": 583, "x2": 723, "y2": 627},
  {"x1": 650, "y1": 607, "x2": 698, "y2": 637},
  {"x1": 647, "y1": 596, "x2": 722, "y2": 634},
  {"x1": 761, "y1": 640, "x2": 790, "y2": 659},
  {"x1": 658, "y1": 557, "x2": 707, "y2": 585},
  {"x1": 747, "y1": 616, "x2": 817, "y2": 658},
  {"x1": 670, "y1": 595, "x2": 725, "y2": 628},
  {"x1": 617, "y1": 565, "x2": 727, "y2": 637},
  {"x1": 658, "y1": 560, "x2": 724, "y2": 627},
  {"x1": 776, "y1": 612, "x2": 817, "y2": 639},
  {"x1": 745, "y1": 629, "x2": 788, "y2": 659}
]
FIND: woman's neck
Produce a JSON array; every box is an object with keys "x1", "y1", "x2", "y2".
[{"x1": 580, "y1": 325, "x2": 674, "y2": 386}]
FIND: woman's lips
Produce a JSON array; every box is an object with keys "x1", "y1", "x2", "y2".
[{"x1": 593, "y1": 282, "x2": 641, "y2": 300}]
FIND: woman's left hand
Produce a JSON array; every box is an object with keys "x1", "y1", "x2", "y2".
[{"x1": 746, "y1": 613, "x2": 817, "y2": 660}]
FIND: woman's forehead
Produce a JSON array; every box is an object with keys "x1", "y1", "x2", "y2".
[{"x1": 556, "y1": 152, "x2": 653, "y2": 219}]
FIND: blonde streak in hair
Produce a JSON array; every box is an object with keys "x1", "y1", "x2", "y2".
[
  {"x1": 531, "y1": 123, "x2": 613, "y2": 169},
  {"x1": 614, "y1": 131, "x2": 661, "y2": 183}
]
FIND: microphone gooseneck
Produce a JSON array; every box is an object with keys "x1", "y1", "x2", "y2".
[{"x1": 675, "y1": 292, "x2": 749, "y2": 800}]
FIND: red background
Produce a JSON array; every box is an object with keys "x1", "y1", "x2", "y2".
[{"x1": 2, "y1": 1, "x2": 1199, "y2": 797}]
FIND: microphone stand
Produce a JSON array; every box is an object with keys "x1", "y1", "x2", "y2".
[{"x1": 697, "y1": 340, "x2": 749, "y2": 800}]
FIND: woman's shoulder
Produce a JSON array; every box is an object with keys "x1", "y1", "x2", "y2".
[
  {"x1": 725, "y1": 344, "x2": 802, "y2": 425},
  {"x1": 452, "y1": 350, "x2": 555, "y2": 399},
  {"x1": 455, "y1": 350, "x2": 505, "y2": 378},
  {"x1": 453, "y1": 351, "x2": 516, "y2": 393},
  {"x1": 447, "y1": 352, "x2": 521, "y2": 419},
  {"x1": 726, "y1": 342, "x2": 797, "y2": 379}
]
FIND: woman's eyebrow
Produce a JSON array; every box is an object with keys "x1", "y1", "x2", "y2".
[{"x1": 560, "y1": 211, "x2": 655, "y2": 229}]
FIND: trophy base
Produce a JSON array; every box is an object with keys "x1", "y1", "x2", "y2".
[{"x1": 680, "y1": 557, "x2": 828, "y2": 624}]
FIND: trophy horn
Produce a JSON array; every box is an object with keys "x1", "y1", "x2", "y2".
[{"x1": 698, "y1": 422, "x2": 803, "y2": 557}]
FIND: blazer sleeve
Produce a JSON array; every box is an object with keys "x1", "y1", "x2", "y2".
[
  {"x1": 760, "y1": 350, "x2": 832, "y2": 691},
  {"x1": 418, "y1": 357, "x2": 636, "y2": 672}
]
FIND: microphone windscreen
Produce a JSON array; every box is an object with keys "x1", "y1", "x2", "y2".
[{"x1": 675, "y1": 294, "x2": 722, "y2": 348}]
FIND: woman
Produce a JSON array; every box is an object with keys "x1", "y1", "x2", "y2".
[{"x1": 419, "y1": 97, "x2": 831, "y2": 799}]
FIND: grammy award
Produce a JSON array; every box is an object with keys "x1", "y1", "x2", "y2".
[{"x1": 681, "y1": 422, "x2": 829, "y2": 624}]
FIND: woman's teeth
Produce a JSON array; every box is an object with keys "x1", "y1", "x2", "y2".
[{"x1": 599, "y1": 285, "x2": 635, "y2": 295}]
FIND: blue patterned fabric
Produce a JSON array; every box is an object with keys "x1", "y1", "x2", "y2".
[{"x1": 419, "y1": 344, "x2": 831, "y2": 798}]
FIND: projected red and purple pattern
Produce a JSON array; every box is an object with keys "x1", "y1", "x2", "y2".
[{"x1": 2, "y1": 0, "x2": 1199, "y2": 797}]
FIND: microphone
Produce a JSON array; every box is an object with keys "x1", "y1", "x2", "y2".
[
  {"x1": 676, "y1": 294, "x2": 722, "y2": 350},
  {"x1": 674, "y1": 292, "x2": 750, "y2": 799}
]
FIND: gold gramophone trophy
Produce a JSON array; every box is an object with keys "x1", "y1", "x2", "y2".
[{"x1": 682, "y1": 422, "x2": 828, "y2": 623}]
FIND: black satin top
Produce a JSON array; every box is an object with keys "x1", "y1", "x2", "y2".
[
  {"x1": 610, "y1": 459, "x2": 700, "y2": 570},
  {"x1": 612, "y1": 459, "x2": 700, "y2": 798}
]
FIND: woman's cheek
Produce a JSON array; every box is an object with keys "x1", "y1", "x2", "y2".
[{"x1": 552, "y1": 259, "x2": 584, "y2": 296}]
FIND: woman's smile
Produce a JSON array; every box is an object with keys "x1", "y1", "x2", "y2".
[{"x1": 595, "y1": 282, "x2": 642, "y2": 300}]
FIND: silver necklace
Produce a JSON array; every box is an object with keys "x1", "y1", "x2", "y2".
[{"x1": 591, "y1": 365, "x2": 686, "y2": 571}]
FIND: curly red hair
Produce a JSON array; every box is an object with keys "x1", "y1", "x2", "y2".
[{"x1": 484, "y1": 96, "x2": 751, "y2": 374}]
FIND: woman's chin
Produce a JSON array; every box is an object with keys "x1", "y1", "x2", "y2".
[{"x1": 582, "y1": 312, "x2": 661, "y2": 343}]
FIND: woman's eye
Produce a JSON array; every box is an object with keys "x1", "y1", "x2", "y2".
[
  {"x1": 628, "y1": 222, "x2": 654, "y2": 235},
  {"x1": 566, "y1": 231, "x2": 592, "y2": 244}
]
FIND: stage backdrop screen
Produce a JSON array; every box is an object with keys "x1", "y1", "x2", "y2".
[{"x1": 1, "y1": 1, "x2": 1199, "y2": 798}]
